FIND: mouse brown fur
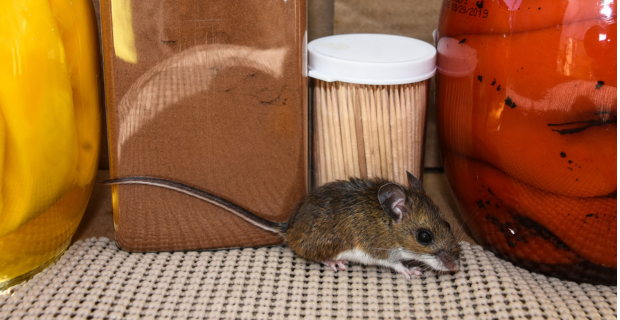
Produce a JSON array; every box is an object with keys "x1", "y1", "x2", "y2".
[{"x1": 285, "y1": 178, "x2": 406, "y2": 261}]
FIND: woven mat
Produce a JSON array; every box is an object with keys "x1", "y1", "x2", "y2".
[{"x1": 0, "y1": 238, "x2": 616, "y2": 319}]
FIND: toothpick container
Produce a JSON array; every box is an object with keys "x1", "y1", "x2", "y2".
[{"x1": 308, "y1": 34, "x2": 436, "y2": 187}]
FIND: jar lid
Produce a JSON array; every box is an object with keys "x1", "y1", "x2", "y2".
[{"x1": 308, "y1": 34, "x2": 436, "y2": 85}]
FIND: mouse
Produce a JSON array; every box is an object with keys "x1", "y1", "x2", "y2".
[{"x1": 102, "y1": 171, "x2": 461, "y2": 280}]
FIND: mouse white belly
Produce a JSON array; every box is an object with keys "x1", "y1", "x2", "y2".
[{"x1": 321, "y1": 248, "x2": 425, "y2": 280}]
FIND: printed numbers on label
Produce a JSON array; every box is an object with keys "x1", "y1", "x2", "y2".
[
  {"x1": 446, "y1": 0, "x2": 488, "y2": 18},
  {"x1": 469, "y1": 7, "x2": 489, "y2": 17}
]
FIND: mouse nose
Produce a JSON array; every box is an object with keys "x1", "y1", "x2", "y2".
[
  {"x1": 449, "y1": 261, "x2": 460, "y2": 271},
  {"x1": 437, "y1": 250, "x2": 460, "y2": 271}
]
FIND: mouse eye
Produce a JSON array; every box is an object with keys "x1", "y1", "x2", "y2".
[
  {"x1": 416, "y1": 229, "x2": 433, "y2": 245},
  {"x1": 445, "y1": 221, "x2": 451, "y2": 231}
]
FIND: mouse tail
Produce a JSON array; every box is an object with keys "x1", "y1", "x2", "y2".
[{"x1": 101, "y1": 177, "x2": 284, "y2": 235}]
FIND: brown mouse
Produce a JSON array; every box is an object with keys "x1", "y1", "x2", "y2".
[{"x1": 103, "y1": 171, "x2": 460, "y2": 279}]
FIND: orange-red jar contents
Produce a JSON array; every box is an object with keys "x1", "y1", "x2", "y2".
[{"x1": 436, "y1": 0, "x2": 617, "y2": 284}]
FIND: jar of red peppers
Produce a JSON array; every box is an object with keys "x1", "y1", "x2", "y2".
[{"x1": 436, "y1": 0, "x2": 616, "y2": 284}]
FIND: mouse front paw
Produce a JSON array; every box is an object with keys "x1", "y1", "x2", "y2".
[
  {"x1": 323, "y1": 260, "x2": 348, "y2": 273},
  {"x1": 408, "y1": 266, "x2": 423, "y2": 277},
  {"x1": 392, "y1": 264, "x2": 413, "y2": 280},
  {"x1": 393, "y1": 264, "x2": 424, "y2": 280}
]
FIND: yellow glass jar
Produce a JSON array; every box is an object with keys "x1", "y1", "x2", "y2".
[{"x1": 0, "y1": 0, "x2": 102, "y2": 290}]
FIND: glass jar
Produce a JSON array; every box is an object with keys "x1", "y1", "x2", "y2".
[
  {"x1": 0, "y1": 0, "x2": 102, "y2": 291},
  {"x1": 436, "y1": 0, "x2": 616, "y2": 284},
  {"x1": 100, "y1": 0, "x2": 307, "y2": 251}
]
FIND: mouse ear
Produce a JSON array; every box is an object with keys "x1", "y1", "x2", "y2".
[
  {"x1": 406, "y1": 171, "x2": 424, "y2": 192},
  {"x1": 378, "y1": 183, "x2": 409, "y2": 223}
]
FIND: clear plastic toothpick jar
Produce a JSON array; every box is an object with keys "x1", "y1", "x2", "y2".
[{"x1": 308, "y1": 34, "x2": 437, "y2": 188}]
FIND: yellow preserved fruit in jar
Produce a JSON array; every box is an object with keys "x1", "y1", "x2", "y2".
[{"x1": 0, "y1": 0, "x2": 101, "y2": 290}]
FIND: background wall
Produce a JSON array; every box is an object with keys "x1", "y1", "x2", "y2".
[{"x1": 334, "y1": 0, "x2": 441, "y2": 45}]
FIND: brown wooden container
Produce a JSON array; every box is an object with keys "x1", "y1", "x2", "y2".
[{"x1": 100, "y1": 0, "x2": 307, "y2": 252}]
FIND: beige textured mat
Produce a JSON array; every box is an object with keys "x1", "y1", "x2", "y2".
[{"x1": 0, "y1": 237, "x2": 616, "y2": 319}]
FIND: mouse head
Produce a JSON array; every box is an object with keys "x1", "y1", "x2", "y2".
[{"x1": 378, "y1": 171, "x2": 461, "y2": 272}]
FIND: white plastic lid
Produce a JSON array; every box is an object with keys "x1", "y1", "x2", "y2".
[{"x1": 308, "y1": 34, "x2": 437, "y2": 85}]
